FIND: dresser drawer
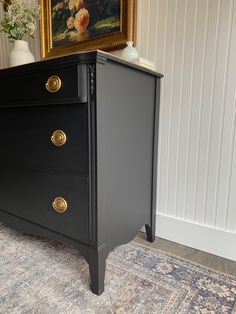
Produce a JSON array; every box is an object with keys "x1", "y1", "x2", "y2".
[
  {"x1": 0, "y1": 104, "x2": 88, "y2": 173},
  {"x1": 0, "y1": 162, "x2": 89, "y2": 243},
  {"x1": 0, "y1": 64, "x2": 87, "y2": 107}
]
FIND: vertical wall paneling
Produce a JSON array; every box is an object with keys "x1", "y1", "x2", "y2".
[
  {"x1": 136, "y1": 0, "x2": 142, "y2": 52},
  {"x1": 174, "y1": 0, "x2": 188, "y2": 217},
  {"x1": 226, "y1": 93, "x2": 236, "y2": 232},
  {"x1": 147, "y1": 0, "x2": 159, "y2": 62},
  {"x1": 209, "y1": 0, "x2": 233, "y2": 228},
  {"x1": 137, "y1": 0, "x2": 236, "y2": 260},
  {"x1": 193, "y1": 0, "x2": 209, "y2": 224},
  {"x1": 138, "y1": 1, "x2": 149, "y2": 58},
  {"x1": 193, "y1": 0, "x2": 211, "y2": 223},
  {"x1": 216, "y1": 0, "x2": 236, "y2": 230},
  {"x1": 175, "y1": 0, "x2": 197, "y2": 219},
  {"x1": 227, "y1": 95, "x2": 236, "y2": 232},
  {"x1": 165, "y1": 0, "x2": 177, "y2": 217},
  {"x1": 1, "y1": 0, "x2": 236, "y2": 259},
  {"x1": 153, "y1": 0, "x2": 168, "y2": 215},
  {"x1": 182, "y1": 0, "x2": 198, "y2": 220},
  {"x1": 191, "y1": 0, "x2": 209, "y2": 223},
  {"x1": 221, "y1": 0, "x2": 236, "y2": 231},
  {"x1": 203, "y1": 0, "x2": 221, "y2": 226},
  {"x1": 158, "y1": 0, "x2": 178, "y2": 216}
]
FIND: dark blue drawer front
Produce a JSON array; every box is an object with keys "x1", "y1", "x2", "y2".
[
  {"x1": 0, "y1": 104, "x2": 89, "y2": 174},
  {"x1": 0, "y1": 161, "x2": 89, "y2": 243}
]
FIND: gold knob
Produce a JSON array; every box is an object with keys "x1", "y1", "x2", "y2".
[
  {"x1": 51, "y1": 130, "x2": 67, "y2": 147},
  {"x1": 52, "y1": 197, "x2": 68, "y2": 213},
  {"x1": 45, "y1": 75, "x2": 62, "y2": 93}
]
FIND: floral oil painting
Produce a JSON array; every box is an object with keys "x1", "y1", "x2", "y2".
[
  {"x1": 41, "y1": 0, "x2": 136, "y2": 59},
  {"x1": 51, "y1": 0, "x2": 120, "y2": 48}
]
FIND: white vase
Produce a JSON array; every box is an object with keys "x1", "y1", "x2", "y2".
[
  {"x1": 121, "y1": 41, "x2": 139, "y2": 62},
  {"x1": 10, "y1": 40, "x2": 35, "y2": 67}
]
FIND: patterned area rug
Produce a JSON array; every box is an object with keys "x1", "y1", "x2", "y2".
[{"x1": 0, "y1": 223, "x2": 236, "y2": 314}]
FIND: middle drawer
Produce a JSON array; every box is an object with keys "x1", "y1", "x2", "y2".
[{"x1": 0, "y1": 103, "x2": 88, "y2": 173}]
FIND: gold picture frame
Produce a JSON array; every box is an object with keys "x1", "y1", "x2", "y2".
[{"x1": 40, "y1": 0, "x2": 137, "y2": 59}]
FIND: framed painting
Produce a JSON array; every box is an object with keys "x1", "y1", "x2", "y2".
[{"x1": 40, "y1": 0, "x2": 136, "y2": 59}]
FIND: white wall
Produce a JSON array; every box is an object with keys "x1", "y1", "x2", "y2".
[
  {"x1": 0, "y1": 0, "x2": 236, "y2": 260},
  {"x1": 137, "y1": 0, "x2": 236, "y2": 261}
]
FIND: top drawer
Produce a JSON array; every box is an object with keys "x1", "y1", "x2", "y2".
[{"x1": 0, "y1": 64, "x2": 88, "y2": 107}]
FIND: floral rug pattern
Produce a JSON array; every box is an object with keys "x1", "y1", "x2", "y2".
[{"x1": 0, "y1": 223, "x2": 235, "y2": 313}]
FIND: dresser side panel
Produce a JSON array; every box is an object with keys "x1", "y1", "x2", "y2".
[{"x1": 96, "y1": 61, "x2": 158, "y2": 249}]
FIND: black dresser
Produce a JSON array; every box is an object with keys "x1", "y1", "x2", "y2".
[{"x1": 0, "y1": 51, "x2": 162, "y2": 295}]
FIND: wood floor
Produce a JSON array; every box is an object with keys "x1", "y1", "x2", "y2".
[{"x1": 134, "y1": 232, "x2": 236, "y2": 276}]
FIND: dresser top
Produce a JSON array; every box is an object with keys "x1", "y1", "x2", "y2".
[{"x1": 0, "y1": 50, "x2": 163, "y2": 78}]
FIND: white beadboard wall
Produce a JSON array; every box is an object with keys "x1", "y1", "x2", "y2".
[
  {"x1": 0, "y1": 0, "x2": 236, "y2": 260},
  {"x1": 137, "y1": 0, "x2": 236, "y2": 261}
]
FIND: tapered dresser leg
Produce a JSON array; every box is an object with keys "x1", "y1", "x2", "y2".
[
  {"x1": 88, "y1": 246, "x2": 107, "y2": 295},
  {"x1": 145, "y1": 224, "x2": 155, "y2": 243}
]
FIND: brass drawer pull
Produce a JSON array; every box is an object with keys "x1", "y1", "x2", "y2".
[
  {"x1": 51, "y1": 130, "x2": 67, "y2": 147},
  {"x1": 52, "y1": 197, "x2": 68, "y2": 213},
  {"x1": 45, "y1": 75, "x2": 62, "y2": 93}
]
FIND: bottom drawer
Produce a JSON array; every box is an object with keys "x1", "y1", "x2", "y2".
[{"x1": 0, "y1": 160, "x2": 89, "y2": 243}]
